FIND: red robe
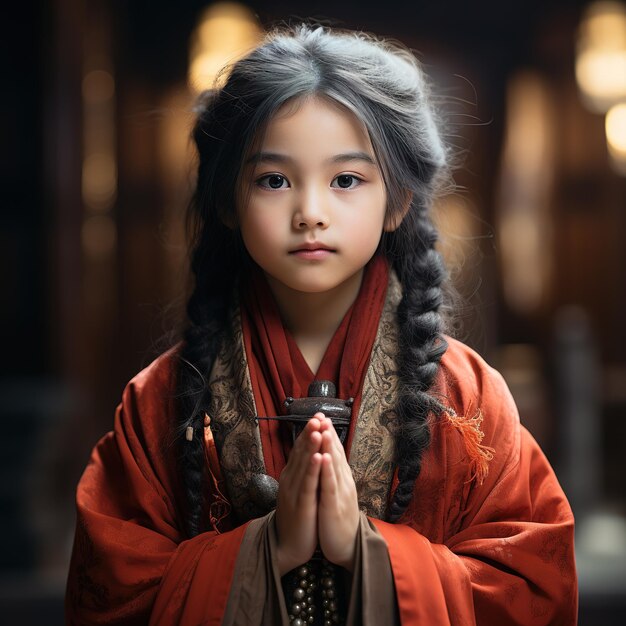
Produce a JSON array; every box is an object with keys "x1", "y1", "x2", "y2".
[{"x1": 66, "y1": 270, "x2": 577, "y2": 624}]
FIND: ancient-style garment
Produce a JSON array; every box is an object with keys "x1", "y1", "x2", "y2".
[{"x1": 66, "y1": 258, "x2": 578, "y2": 625}]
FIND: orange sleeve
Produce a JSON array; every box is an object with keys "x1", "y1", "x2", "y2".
[
  {"x1": 65, "y1": 354, "x2": 246, "y2": 625},
  {"x1": 371, "y1": 342, "x2": 578, "y2": 625}
]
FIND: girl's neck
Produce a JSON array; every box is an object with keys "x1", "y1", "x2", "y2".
[{"x1": 265, "y1": 269, "x2": 364, "y2": 373}]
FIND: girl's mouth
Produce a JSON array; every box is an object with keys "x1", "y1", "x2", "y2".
[
  {"x1": 289, "y1": 242, "x2": 336, "y2": 259},
  {"x1": 290, "y1": 249, "x2": 335, "y2": 260}
]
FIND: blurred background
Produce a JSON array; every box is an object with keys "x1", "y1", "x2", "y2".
[{"x1": 2, "y1": 0, "x2": 626, "y2": 623}]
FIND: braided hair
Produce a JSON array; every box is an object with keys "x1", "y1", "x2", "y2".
[{"x1": 177, "y1": 23, "x2": 453, "y2": 537}]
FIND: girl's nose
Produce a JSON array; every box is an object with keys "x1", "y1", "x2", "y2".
[{"x1": 292, "y1": 189, "x2": 330, "y2": 230}]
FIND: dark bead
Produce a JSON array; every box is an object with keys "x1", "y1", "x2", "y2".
[
  {"x1": 328, "y1": 600, "x2": 337, "y2": 611},
  {"x1": 292, "y1": 603, "x2": 302, "y2": 614},
  {"x1": 247, "y1": 474, "x2": 279, "y2": 512},
  {"x1": 298, "y1": 566, "x2": 309, "y2": 578},
  {"x1": 293, "y1": 587, "x2": 305, "y2": 600},
  {"x1": 326, "y1": 588, "x2": 335, "y2": 599},
  {"x1": 293, "y1": 619, "x2": 304, "y2": 626},
  {"x1": 321, "y1": 577, "x2": 333, "y2": 588}
]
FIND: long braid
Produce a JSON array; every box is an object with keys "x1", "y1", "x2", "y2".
[
  {"x1": 175, "y1": 98, "x2": 247, "y2": 537},
  {"x1": 176, "y1": 289, "x2": 228, "y2": 538},
  {"x1": 387, "y1": 205, "x2": 449, "y2": 523}
]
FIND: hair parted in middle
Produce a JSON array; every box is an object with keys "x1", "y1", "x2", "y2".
[{"x1": 177, "y1": 23, "x2": 454, "y2": 538}]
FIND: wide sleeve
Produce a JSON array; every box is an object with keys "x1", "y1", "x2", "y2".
[
  {"x1": 65, "y1": 354, "x2": 249, "y2": 626},
  {"x1": 371, "y1": 349, "x2": 578, "y2": 625}
]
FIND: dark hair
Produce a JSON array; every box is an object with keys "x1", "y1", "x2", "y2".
[{"x1": 177, "y1": 23, "x2": 452, "y2": 537}]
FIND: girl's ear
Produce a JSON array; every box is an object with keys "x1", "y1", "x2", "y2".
[{"x1": 383, "y1": 190, "x2": 412, "y2": 232}]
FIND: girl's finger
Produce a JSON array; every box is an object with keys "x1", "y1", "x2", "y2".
[
  {"x1": 318, "y1": 418, "x2": 341, "y2": 456},
  {"x1": 319, "y1": 452, "x2": 338, "y2": 505},
  {"x1": 329, "y1": 420, "x2": 347, "y2": 457},
  {"x1": 279, "y1": 418, "x2": 321, "y2": 478},
  {"x1": 321, "y1": 427, "x2": 352, "y2": 486},
  {"x1": 299, "y1": 452, "x2": 322, "y2": 501},
  {"x1": 290, "y1": 424, "x2": 323, "y2": 489},
  {"x1": 299, "y1": 416, "x2": 322, "y2": 445},
  {"x1": 315, "y1": 413, "x2": 332, "y2": 433},
  {"x1": 287, "y1": 416, "x2": 321, "y2": 471},
  {"x1": 321, "y1": 428, "x2": 344, "y2": 467}
]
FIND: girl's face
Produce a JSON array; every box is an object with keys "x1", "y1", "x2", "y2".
[{"x1": 237, "y1": 96, "x2": 393, "y2": 298}]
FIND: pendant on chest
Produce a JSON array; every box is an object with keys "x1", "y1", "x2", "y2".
[{"x1": 283, "y1": 380, "x2": 353, "y2": 445}]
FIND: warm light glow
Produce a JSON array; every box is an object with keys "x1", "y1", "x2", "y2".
[
  {"x1": 504, "y1": 74, "x2": 552, "y2": 173},
  {"x1": 606, "y1": 103, "x2": 626, "y2": 151},
  {"x1": 188, "y1": 2, "x2": 263, "y2": 92},
  {"x1": 498, "y1": 72, "x2": 554, "y2": 314},
  {"x1": 582, "y1": 1, "x2": 626, "y2": 44},
  {"x1": 576, "y1": 49, "x2": 626, "y2": 106},
  {"x1": 576, "y1": 1, "x2": 626, "y2": 112},
  {"x1": 500, "y1": 210, "x2": 545, "y2": 312},
  {"x1": 189, "y1": 52, "x2": 234, "y2": 89},
  {"x1": 606, "y1": 102, "x2": 626, "y2": 173},
  {"x1": 82, "y1": 152, "x2": 117, "y2": 210},
  {"x1": 432, "y1": 195, "x2": 477, "y2": 274},
  {"x1": 81, "y1": 214, "x2": 117, "y2": 259},
  {"x1": 82, "y1": 65, "x2": 117, "y2": 213},
  {"x1": 82, "y1": 70, "x2": 115, "y2": 103}
]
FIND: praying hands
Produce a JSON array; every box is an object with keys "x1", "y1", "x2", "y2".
[{"x1": 275, "y1": 413, "x2": 360, "y2": 575}]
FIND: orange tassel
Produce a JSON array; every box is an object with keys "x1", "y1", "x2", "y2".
[{"x1": 444, "y1": 405, "x2": 495, "y2": 485}]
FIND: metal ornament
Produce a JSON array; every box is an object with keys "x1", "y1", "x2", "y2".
[{"x1": 259, "y1": 380, "x2": 354, "y2": 444}]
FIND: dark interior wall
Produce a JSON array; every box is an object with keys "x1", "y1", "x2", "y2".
[
  {"x1": 1, "y1": 1, "x2": 48, "y2": 573},
  {"x1": 2, "y1": 2, "x2": 46, "y2": 378}
]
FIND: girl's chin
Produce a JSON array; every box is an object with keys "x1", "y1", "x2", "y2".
[{"x1": 267, "y1": 272, "x2": 364, "y2": 297}]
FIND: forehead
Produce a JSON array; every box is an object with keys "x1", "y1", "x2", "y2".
[{"x1": 253, "y1": 96, "x2": 374, "y2": 155}]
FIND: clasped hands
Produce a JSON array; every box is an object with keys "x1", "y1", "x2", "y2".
[{"x1": 275, "y1": 413, "x2": 360, "y2": 576}]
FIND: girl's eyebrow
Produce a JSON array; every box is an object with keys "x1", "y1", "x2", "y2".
[
  {"x1": 245, "y1": 151, "x2": 377, "y2": 166},
  {"x1": 245, "y1": 151, "x2": 291, "y2": 165},
  {"x1": 331, "y1": 151, "x2": 377, "y2": 165}
]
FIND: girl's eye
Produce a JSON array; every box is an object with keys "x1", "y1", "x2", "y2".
[
  {"x1": 256, "y1": 174, "x2": 289, "y2": 189},
  {"x1": 331, "y1": 174, "x2": 361, "y2": 189}
]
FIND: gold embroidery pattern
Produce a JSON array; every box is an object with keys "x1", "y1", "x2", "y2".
[
  {"x1": 348, "y1": 273, "x2": 402, "y2": 519},
  {"x1": 209, "y1": 298, "x2": 265, "y2": 523}
]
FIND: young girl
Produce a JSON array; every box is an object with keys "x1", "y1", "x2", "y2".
[{"x1": 65, "y1": 24, "x2": 578, "y2": 625}]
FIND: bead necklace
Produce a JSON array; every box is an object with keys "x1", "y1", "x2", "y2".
[{"x1": 285, "y1": 554, "x2": 343, "y2": 625}]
